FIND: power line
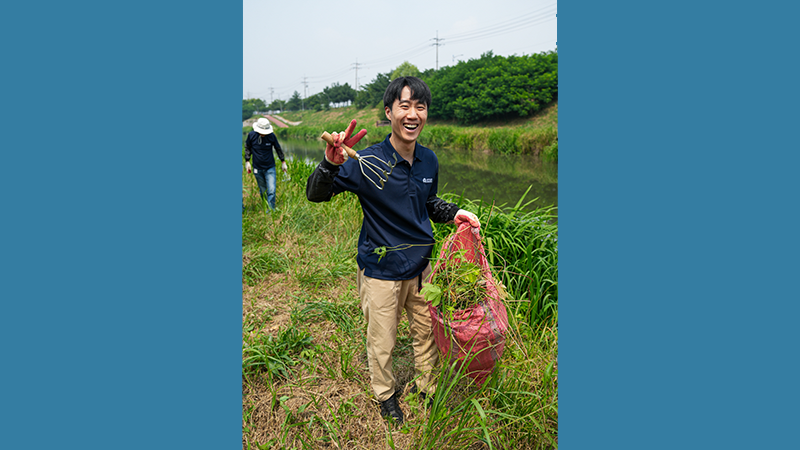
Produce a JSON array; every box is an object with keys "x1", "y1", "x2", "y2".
[
  {"x1": 442, "y1": 4, "x2": 556, "y2": 40},
  {"x1": 306, "y1": 65, "x2": 354, "y2": 82},
  {"x1": 506, "y1": 39, "x2": 559, "y2": 56},
  {"x1": 251, "y1": 7, "x2": 556, "y2": 98},
  {"x1": 359, "y1": 40, "x2": 432, "y2": 67},
  {"x1": 447, "y1": 18, "x2": 556, "y2": 46},
  {"x1": 271, "y1": 81, "x2": 305, "y2": 101},
  {"x1": 444, "y1": 12, "x2": 556, "y2": 45},
  {"x1": 357, "y1": 46, "x2": 435, "y2": 79}
]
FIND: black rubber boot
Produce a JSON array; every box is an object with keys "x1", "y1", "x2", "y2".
[{"x1": 380, "y1": 393, "x2": 404, "y2": 425}]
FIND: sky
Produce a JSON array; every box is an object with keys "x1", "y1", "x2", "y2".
[{"x1": 243, "y1": 0, "x2": 557, "y2": 103}]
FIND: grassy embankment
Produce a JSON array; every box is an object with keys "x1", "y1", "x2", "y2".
[
  {"x1": 268, "y1": 102, "x2": 558, "y2": 160},
  {"x1": 242, "y1": 153, "x2": 559, "y2": 448}
]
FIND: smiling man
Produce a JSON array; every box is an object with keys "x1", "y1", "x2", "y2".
[{"x1": 306, "y1": 76, "x2": 480, "y2": 425}]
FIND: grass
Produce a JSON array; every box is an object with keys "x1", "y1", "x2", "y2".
[
  {"x1": 420, "y1": 124, "x2": 558, "y2": 156},
  {"x1": 278, "y1": 102, "x2": 557, "y2": 131},
  {"x1": 271, "y1": 102, "x2": 558, "y2": 157},
  {"x1": 432, "y1": 187, "x2": 559, "y2": 325},
  {"x1": 242, "y1": 158, "x2": 558, "y2": 449}
]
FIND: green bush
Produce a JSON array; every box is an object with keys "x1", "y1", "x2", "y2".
[
  {"x1": 423, "y1": 50, "x2": 558, "y2": 124},
  {"x1": 242, "y1": 104, "x2": 255, "y2": 121},
  {"x1": 486, "y1": 129, "x2": 521, "y2": 154},
  {"x1": 375, "y1": 101, "x2": 386, "y2": 123},
  {"x1": 542, "y1": 139, "x2": 558, "y2": 162}
]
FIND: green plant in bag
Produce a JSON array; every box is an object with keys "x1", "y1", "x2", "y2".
[
  {"x1": 420, "y1": 283, "x2": 442, "y2": 307},
  {"x1": 421, "y1": 250, "x2": 489, "y2": 314}
]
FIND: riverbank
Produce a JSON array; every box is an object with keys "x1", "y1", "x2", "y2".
[
  {"x1": 242, "y1": 162, "x2": 558, "y2": 448},
  {"x1": 249, "y1": 102, "x2": 558, "y2": 160}
]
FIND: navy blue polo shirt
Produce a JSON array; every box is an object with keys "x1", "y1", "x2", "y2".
[
  {"x1": 332, "y1": 134, "x2": 441, "y2": 281},
  {"x1": 244, "y1": 131, "x2": 284, "y2": 171}
]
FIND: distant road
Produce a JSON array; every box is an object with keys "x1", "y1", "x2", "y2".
[
  {"x1": 272, "y1": 115, "x2": 302, "y2": 126},
  {"x1": 242, "y1": 114, "x2": 302, "y2": 128},
  {"x1": 263, "y1": 115, "x2": 288, "y2": 128}
]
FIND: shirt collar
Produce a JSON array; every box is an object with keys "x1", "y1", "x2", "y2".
[{"x1": 382, "y1": 134, "x2": 423, "y2": 163}]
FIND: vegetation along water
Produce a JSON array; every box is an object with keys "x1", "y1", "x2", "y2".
[
  {"x1": 242, "y1": 51, "x2": 557, "y2": 449},
  {"x1": 276, "y1": 136, "x2": 557, "y2": 214}
]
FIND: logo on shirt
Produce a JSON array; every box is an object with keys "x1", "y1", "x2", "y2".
[{"x1": 422, "y1": 177, "x2": 433, "y2": 183}]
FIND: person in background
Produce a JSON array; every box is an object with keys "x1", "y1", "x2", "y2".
[
  {"x1": 244, "y1": 117, "x2": 287, "y2": 213},
  {"x1": 306, "y1": 77, "x2": 480, "y2": 425}
]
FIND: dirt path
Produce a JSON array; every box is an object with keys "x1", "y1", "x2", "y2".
[
  {"x1": 271, "y1": 115, "x2": 302, "y2": 126},
  {"x1": 262, "y1": 115, "x2": 288, "y2": 128},
  {"x1": 242, "y1": 115, "x2": 300, "y2": 128}
]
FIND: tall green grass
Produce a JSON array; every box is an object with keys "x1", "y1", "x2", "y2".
[
  {"x1": 418, "y1": 125, "x2": 557, "y2": 156},
  {"x1": 242, "y1": 158, "x2": 557, "y2": 449},
  {"x1": 269, "y1": 116, "x2": 558, "y2": 156},
  {"x1": 405, "y1": 314, "x2": 558, "y2": 449},
  {"x1": 433, "y1": 186, "x2": 558, "y2": 325},
  {"x1": 274, "y1": 124, "x2": 558, "y2": 156}
]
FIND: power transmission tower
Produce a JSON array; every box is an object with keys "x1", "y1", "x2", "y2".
[
  {"x1": 352, "y1": 59, "x2": 362, "y2": 91},
  {"x1": 431, "y1": 31, "x2": 445, "y2": 70},
  {"x1": 302, "y1": 76, "x2": 308, "y2": 111}
]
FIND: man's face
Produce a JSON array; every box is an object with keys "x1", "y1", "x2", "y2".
[{"x1": 385, "y1": 86, "x2": 428, "y2": 147}]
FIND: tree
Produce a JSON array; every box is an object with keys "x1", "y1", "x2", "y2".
[
  {"x1": 390, "y1": 61, "x2": 421, "y2": 80},
  {"x1": 355, "y1": 72, "x2": 391, "y2": 108},
  {"x1": 242, "y1": 99, "x2": 256, "y2": 121},
  {"x1": 285, "y1": 91, "x2": 302, "y2": 111},
  {"x1": 305, "y1": 93, "x2": 329, "y2": 111},
  {"x1": 242, "y1": 98, "x2": 268, "y2": 120},
  {"x1": 251, "y1": 98, "x2": 267, "y2": 111},
  {"x1": 268, "y1": 99, "x2": 286, "y2": 112},
  {"x1": 323, "y1": 82, "x2": 355, "y2": 107},
  {"x1": 422, "y1": 50, "x2": 558, "y2": 123}
]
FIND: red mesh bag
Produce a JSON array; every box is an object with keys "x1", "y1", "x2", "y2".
[{"x1": 426, "y1": 222, "x2": 509, "y2": 386}]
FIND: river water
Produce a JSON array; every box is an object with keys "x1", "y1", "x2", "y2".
[{"x1": 278, "y1": 137, "x2": 558, "y2": 215}]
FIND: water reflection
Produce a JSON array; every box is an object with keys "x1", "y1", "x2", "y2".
[{"x1": 278, "y1": 137, "x2": 557, "y2": 214}]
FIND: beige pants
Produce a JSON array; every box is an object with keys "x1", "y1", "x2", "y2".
[{"x1": 358, "y1": 265, "x2": 438, "y2": 402}]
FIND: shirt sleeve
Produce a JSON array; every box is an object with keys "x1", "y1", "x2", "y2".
[
  {"x1": 306, "y1": 155, "x2": 364, "y2": 202},
  {"x1": 425, "y1": 161, "x2": 459, "y2": 222},
  {"x1": 271, "y1": 135, "x2": 285, "y2": 162},
  {"x1": 306, "y1": 158, "x2": 341, "y2": 203},
  {"x1": 244, "y1": 132, "x2": 252, "y2": 162},
  {"x1": 426, "y1": 195, "x2": 459, "y2": 223}
]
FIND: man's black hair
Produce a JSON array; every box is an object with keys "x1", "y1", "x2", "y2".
[{"x1": 383, "y1": 76, "x2": 432, "y2": 109}]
